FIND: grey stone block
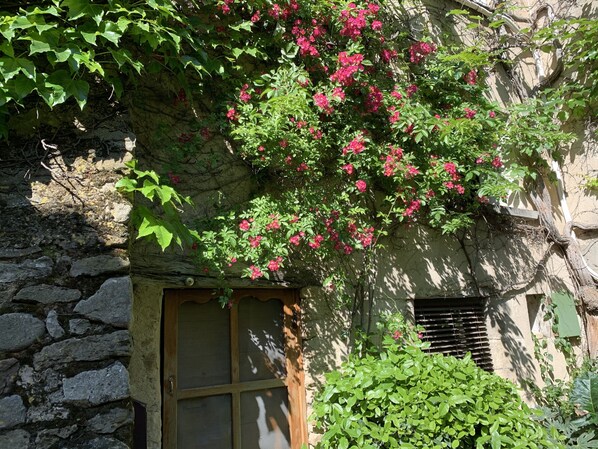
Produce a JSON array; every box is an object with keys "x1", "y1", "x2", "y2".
[
  {"x1": 87, "y1": 407, "x2": 133, "y2": 434},
  {"x1": 0, "y1": 246, "x2": 41, "y2": 259},
  {"x1": 62, "y1": 362, "x2": 129, "y2": 405},
  {"x1": 34, "y1": 331, "x2": 131, "y2": 370},
  {"x1": 35, "y1": 425, "x2": 77, "y2": 449},
  {"x1": 69, "y1": 319, "x2": 91, "y2": 335},
  {"x1": 15, "y1": 284, "x2": 82, "y2": 304},
  {"x1": 0, "y1": 395, "x2": 26, "y2": 429},
  {"x1": 0, "y1": 358, "x2": 19, "y2": 394},
  {"x1": 46, "y1": 310, "x2": 65, "y2": 339},
  {"x1": 78, "y1": 437, "x2": 130, "y2": 449},
  {"x1": 26, "y1": 401, "x2": 69, "y2": 422},
  {"x1": 74, "y1": 277, "x2": 132, "y2": 328},
  {"x1": 0, "y1": 313, "x2": 45, "y2": 352},
  {"x1": 0, "y1": 257, "x2": 53, "y2": 283},
  {"x1": 69, "y1": 255, "x2": 129, "y2": 277},
  {"x1": 0, "y1": 429, "x2": 30, "y2": 449}
]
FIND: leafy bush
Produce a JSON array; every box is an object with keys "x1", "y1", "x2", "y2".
[
  {"x1": 312, "y1": 315, "x2": 563, "y2": 449},
  {"x1": 534, "y1": 360, "x2": 598, "y2": 449}
]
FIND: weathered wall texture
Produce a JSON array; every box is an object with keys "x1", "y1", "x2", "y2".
[{"x1": 0, "y1": 108, "x2": 136, "y2": 448}]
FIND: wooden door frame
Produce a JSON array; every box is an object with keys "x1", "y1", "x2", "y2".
[{"x1": 162, "y1": 288, "x2": 307, "y2": 449}]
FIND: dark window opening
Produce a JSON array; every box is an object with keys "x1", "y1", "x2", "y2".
[{"x1": 414, "y1": 298, "x2": 494, "y2": 371}]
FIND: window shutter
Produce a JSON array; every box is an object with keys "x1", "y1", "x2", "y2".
[{"x1": 414, "y1": 298, "x2": 494, "y2": 371}]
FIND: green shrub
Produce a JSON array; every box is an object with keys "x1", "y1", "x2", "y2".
[
  {"x1": 534, "y1": 359, "x2": 598, "y2": 449},
  {"x1": 312, "y1": 315, "x2": 563, "y2": 449}
]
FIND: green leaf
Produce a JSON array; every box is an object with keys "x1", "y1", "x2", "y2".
[
  {"x1": 156, "y1": 185, "x2": 174, "y2": 205},
  {"x1": 65, "y1": 78, "x2": 89, "y2": 109},
  {"x1": 448, "y1": 9, "x2": 470, "y2": 15},
  {"x1": 9, "y1": 16, "x2": 35, "y2": 31},
  {"x1": 29, "y1": 38, "x2": 52, "y2": 55},
  {"x1": 140, "y1": 181, "x2": 158, "y2": 200},
  {"x1": 62, "y1": 0, "x2": 105, "y2": 25},
  {"x1": 0, "y1": 41, "x2": 14, "y2": 57},
  {"x1": 438, "y1": 402, "x2": 449, "y2": 417},
  {"x1": 52, "y1": 47, "x2": 73, "y2": 63},
  {"x1": 37, "y1": 71, "x2": 69, "y2": 107},
  {"x1": 99, "y1": 21, "x2": 123, "y2": 45},
  {"x1": 72, "y1": 51, "x2": 104, "y2": 75},
  {"x1": 338, "y1": 437, "x2": 349, "y2": 449},
  {"x1": 115, "y1": 177, "x2": 138, "y2": 192},
  {"x1": 136, "y1": 209, "x2": 173, "y2": 250},
  {"x1": 571, "y1": 372, "x2": 598, "y2": 420},
  {"x1": 110, "y1": 49, "x2": 143, "y2": 73},
  {"x1": 12, "y1": 75, "x2": 36, "y2": 100},
  {"x1": 229, "y1": 21, "x2": 253, "y2": 32},
  {"x1": 30, "y1": 5, "x2": 61, "y2": 17},
  {"x1": 18, "y1": 58, "x2": 36, "y2": 79},
  {"x1": 0, "y1": 57, "x2": 21, "y2": 81},
  {"x1": 116, "y1": 16, "x2": 131, "y2": 32},
  {"x1": 80, "y1": 31, "x2": 97, "y2": 45}
]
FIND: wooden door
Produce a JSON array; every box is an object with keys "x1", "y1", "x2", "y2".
[{"x1": 163, "y1": 289, "x2": 307, "y2": 449}]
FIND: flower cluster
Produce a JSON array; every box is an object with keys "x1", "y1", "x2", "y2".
[
  {"x1": 330, "y1": 52, "x2": 365, "y2": 86},
  {"x1": 339, "y1": 2, "x2": 381, "y2": 41},
  {"x1": 408, "y1": 41, "x2": 437, "y2": 64}
]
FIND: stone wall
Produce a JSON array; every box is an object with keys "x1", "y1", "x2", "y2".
[{"x1": 0, "y1": 108, "x2": 136, "y2": 448}]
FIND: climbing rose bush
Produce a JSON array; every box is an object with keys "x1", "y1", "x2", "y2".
[{"x1": 182, "y1": 0, "x2": 514, "y2": 286}]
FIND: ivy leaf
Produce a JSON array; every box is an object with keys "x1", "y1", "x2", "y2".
[
  {"x1": 52, "y1": 47, "x2": 73, "y2": 63},
  {"x1": 110, "y1": 49, "x2": 143, "y2": 73},
  {"x1": 30, "y1": 5, "x2": 61, "y2": 17},
  {"x1": 72, "y1": 51, "x2": 104, "y2": 75},
  {"x1": 38, "y1": 70, "x2": 69, "y2": 107},
  {"x1": 9, "y1": 16, "x2": 35, "y2": 31},
  {"x1": 80, "y1": 31, "x2": 97, "y2": 45},
  {"x1": 32, "y1": 19, "x2": 57, "y2": 34},
  {"x1": 64, "y1": 78, "x2": 89, "y2": 110},
  {"x1": 229, "y1": 21, "x2": 253, "y2": 32},
  {"x1": 156, "y1": 185, "x2": 174, "y2": 205},
  {"x1": 115, "y1": 177, "x2": 138, "y2": 192},
  {"x1": 29, "y1": 37, "x2": 52, "y2": 55},
  {"x1": 116, "y1": 16, "x2": 131, "y2": 33},
  {"x1": 62, "y1": 0, "x2": 105, "y2": 25},
  {"x1": 12, "y1": 75, "x2": 36, "y2": 100},
  {"x1": 99, "y1": 21, "x2": 123, "y2": 45},
  {"x1": 181, "y1": 55, "x2": 205, "y2": 75},
  {"x1": 0, "y1": 41, "x2": 14, "y2": 57},
  {"x1": 0, "y1": 57, "x2": 20, "y2": 81},
  {"x1": 448, "y1": 9, "x2": 470, "y2": 15},
  {"x1": 136, "y1": 207, "x2": 174, "y2": 251},
  {"x1": 0, "y1": 26, "x2": 15, "y2": 42},
  {"x1": 18, "y1": 58, "x2": 36, "y2": 80}
]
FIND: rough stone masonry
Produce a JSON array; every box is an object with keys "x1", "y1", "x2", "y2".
[{"x1": 0, "y1": 113, "x2": 137, "y2": 449}]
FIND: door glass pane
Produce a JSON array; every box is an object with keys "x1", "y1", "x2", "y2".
[
  {"x1": 178, "y1": 395, "x2": 232, "y2": 449},
  {"x1": 238, "y1": 297, "x2": 286, "y2": 381},
  {"x1": 178, "y1": 300, "x2": 230, "y2": 388},
  {"x1": 241, "y1": 388, "x2": 290, "y2": 449}
]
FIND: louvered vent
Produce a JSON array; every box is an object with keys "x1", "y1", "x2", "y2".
[{"x1": 414, "y1": 298, "x2": 494, "y2": 371}]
